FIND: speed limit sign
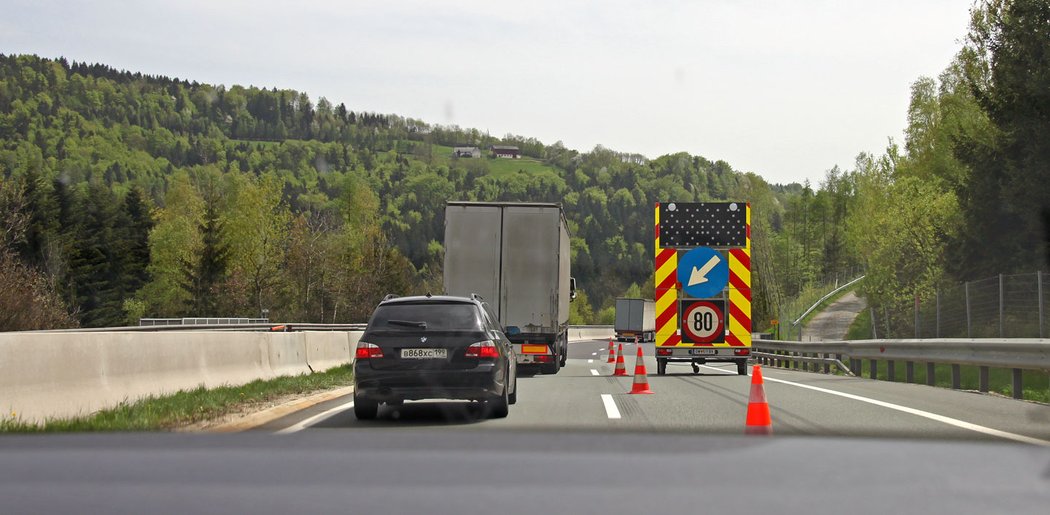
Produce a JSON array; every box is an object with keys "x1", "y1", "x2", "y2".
[{"x1": 680, "y1": 300, "x2": 726, "y2": 344}]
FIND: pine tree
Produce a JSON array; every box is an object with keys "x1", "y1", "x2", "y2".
[
  {"x1": 119, "y1": 187, "x2": 153, "y2": 294},
  {"x1": 15, "y1": 167, "x2": 59, "y2": 269},
  {"x1": 68, "y1": 182, "x2": 124, "y2": 327},
  {"x1": 179, "y1": 195, "x2": 228, "y2": 316}
]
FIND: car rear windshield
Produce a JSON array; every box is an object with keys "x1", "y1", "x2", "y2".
[{"x1": 369, "y1": 303, "x2": 482, "y2": 331}]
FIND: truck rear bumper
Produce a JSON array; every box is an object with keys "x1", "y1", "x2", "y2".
[
  {"x1": 515, "y1": 350, "x2": 556, "y2": 365},
  {"x1": 655, "y1": 347, "x2": 749, "y2": 362},
  {"x1": 617, "y1": 330, "x2": 655, "y2": 340}
]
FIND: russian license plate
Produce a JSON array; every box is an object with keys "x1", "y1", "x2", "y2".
[
  {"x1": 689, "y1": 349, "x2": 718, "y2": 355},
  {"x1": 400, "y1": 348, "x2": 447, "y2": 359}
]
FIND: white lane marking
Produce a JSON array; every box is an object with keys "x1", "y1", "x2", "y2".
[
  {"x1": 600, "y1": 394, "x2": 621, "y2": 419},
  {"x1": 697, "y1": 364, "x2": 1050, "y2": 447},
  {"x1": 587, "y1": 359, "x2": 594, "y2": 364},
  {"x1": 698, "y1": 364, "x2": 741, "y2": 375},
  {"x1": 591, "y1": 352, "x2": 598, "y2": 356},
  {"x1": 275, "y1": 400, "x2": 355, "y2": 434},
  {"x1": 590, "y1": 369, "x2": 600, "y2": 376}
]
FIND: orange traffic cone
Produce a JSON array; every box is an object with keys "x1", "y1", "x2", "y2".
[
  {"x1": 606, "y1": 340, "x2": 616, "y2": 364},
  {"x1": 745, "y1": 365, "x2": 772, "y2": 435},
  {"x1": 613, "y1": 343, "x2": 628, "y2": 376},
  {"x1": 629, "y1": 346, "x2": 654, "y2": 394}
]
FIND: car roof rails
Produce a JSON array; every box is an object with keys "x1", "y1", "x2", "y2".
[
  {"x1": 382, "y1": 294, "x2": 399, "y2": 301},
  {"x1": 470, "y1": 293, "x2": 485, "y2": 302}
]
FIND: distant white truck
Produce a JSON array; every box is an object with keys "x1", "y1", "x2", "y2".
[
  {"x1": 443, "y1": 202, "x2": 576, "y2": 374},
  {"x1": 614, "y1": 298, "x2": 656, "y2": 342}
]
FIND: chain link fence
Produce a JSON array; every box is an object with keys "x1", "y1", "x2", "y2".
[{"x1": 879, "y1": 272, "x2": 1049, "y2": 339}]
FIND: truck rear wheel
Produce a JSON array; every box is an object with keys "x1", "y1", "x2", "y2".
[
  {"x1": 656, "y1": 358, "x2": 667, "y2": 376},
  {"x1": 542, "y1": 355, "x2": 560, "y2": 374},
  {"x1": 737, "y1": 360, "x2": 748, "y2": 376}
]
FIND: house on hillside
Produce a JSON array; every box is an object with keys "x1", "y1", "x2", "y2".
[
  {"x1": 453, "y1": 146, "x2": 481, "y2": 158},
  {"x1": 491, "y1": 145, "x2": 520, "y2": 159}
]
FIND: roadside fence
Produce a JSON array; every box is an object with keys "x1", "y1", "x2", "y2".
[{"x1": 872, "y1": 271, "x2": 1050, "y2": 339}]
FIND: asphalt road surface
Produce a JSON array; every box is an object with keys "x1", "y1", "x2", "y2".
[
  {"x1": 5, "y1": 339, "x2": 1050, "y2": 514},
  {"x1": 262, "y1": 339, "x2": 1050, "y2": 444},
  {"x1": 5, "y1": 430, "x2": 1050, "y2": 515}
]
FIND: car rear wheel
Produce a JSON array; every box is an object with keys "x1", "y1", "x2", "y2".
[
  {"x1": 487, "y1": 377, "x2": 510, "y2": 418},
  {"x1": 354, "y1": 396, "x2": 379, "y2": 420}
]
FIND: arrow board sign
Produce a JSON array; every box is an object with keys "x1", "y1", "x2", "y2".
[
  {"x1": 658, "y1": 202, "x2": 747, "y2": 248},
  {"x1": 676, "y1": 247, "x2": 728, "y2": 299}
]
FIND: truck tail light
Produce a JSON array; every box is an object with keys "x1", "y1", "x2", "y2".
[
  {"x1": 355, "y1": 342, "x2": 383, "y2": 359},
  {"x1": 534, "y1": 355, "x2": 553, "y2": 363},
  {"x1": 656, "y1": 348, "x2": 672, "y2": 356},
  {"x1": 466, "y1": 340, "x2": 499, "y2": 359},
  {"x1": 734, "y1": 349, "x2": 750, "y2": 356}
]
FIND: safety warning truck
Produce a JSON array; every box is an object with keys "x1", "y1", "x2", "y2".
[{"x1": 653, "y1": 201, "x2": 752, "y2": 376}]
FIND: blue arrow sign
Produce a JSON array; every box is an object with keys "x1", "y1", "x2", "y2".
[{"x1": 677, "y1": 247, "x2": 728, "y2": 299}]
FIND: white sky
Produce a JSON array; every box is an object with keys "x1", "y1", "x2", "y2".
[{"x1": 1, "y1": 0, "x2": 974, "y2": 185}]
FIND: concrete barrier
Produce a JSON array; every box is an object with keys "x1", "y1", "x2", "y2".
[
  {"x1": 2, "y1": 325, "x2": 603, "y2": 424},
  {"x1": 347, "y1": 332, "x2": 362, "y2": 365},
  {"x1": 304, "y1": 331, "x2": 353, "y2": 372},
  {"x1": 568, "y1": 325, "x2": 614, "y2": 342},
  {"x1": 266, "y1": 332, "x2": 311, "y2": 377},
  {"x1": 0, "y1": 330, "x2": 361, "y2": 425}
]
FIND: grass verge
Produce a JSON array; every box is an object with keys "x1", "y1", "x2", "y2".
[
  {"x1": 0, "y1": 365, "x2": 354, "y2": 433},
  {"x1": 841, "y1": 360, "x2": 1050, "y2": 403},
  {"x1": 845, "y1": 307, "x2": 873, "y2": 340}
]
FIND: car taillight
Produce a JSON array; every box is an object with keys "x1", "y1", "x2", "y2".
[
  {"x1": 734, "y1": 349, "x2": 750, "y2": 356},
  {"x1": 465, "y1": 340, "x2": 499, "y2": 359},
  {"x1": 355, "y1": 342, "x2": 383, "y2": 359}
]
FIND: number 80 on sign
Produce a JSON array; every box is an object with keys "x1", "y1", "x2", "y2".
[{"x1": 680, "y1": 299, "x2": 726, "y2": 344}]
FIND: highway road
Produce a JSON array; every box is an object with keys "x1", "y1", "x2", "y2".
[
  {"x1": 263, "y1": 338, "x2": 1050, "y2": 444},
  {"x1": 5, "y1": 337, "x2": 1050, "y2": 514}
]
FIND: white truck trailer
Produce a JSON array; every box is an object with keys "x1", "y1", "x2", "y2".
[
  {"x1": 614, "y1": 298, "x2": 656, "y2": 342},
  {"x1": 443, "y1": 202, "x2": 576, "y2": 374}
]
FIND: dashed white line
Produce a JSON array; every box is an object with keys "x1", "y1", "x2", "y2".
[
  {"x1": 587, "y1": 359, "x2": 594, "y2": 364},
  {"x1": 590, "y1": 369, "x2": 599, "y2": 376},
  {"x1": 275, "y1": 400, "x2": 355, "y2": 434},
  {"x1": 697, "y1": 364, "x2": 1050, "y2": 447},
  {"x1": 600, "y1": 394, "x2": 621, "y2": 419}
]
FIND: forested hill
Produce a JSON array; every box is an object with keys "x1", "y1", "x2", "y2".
[{"x1": 0, "y1": 53, "x2": 849, "y2": 329}]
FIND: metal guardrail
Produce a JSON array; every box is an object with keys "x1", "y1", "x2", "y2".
[
  {"x1": 19, "y1": 323, "x2": 607, "y2": 335},
  {"x1": 752, "y1": 338, "x2": 1050, "y2": 399},
  {"x1": 791, "y1": 275, "x2": 866, "y2": 327},
  {"x1": 22, "y1": 323, "x2": 368, "y2": 333},
  {"x1": 139, "y1": 318, "x2": 270, "y2": 326}
]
